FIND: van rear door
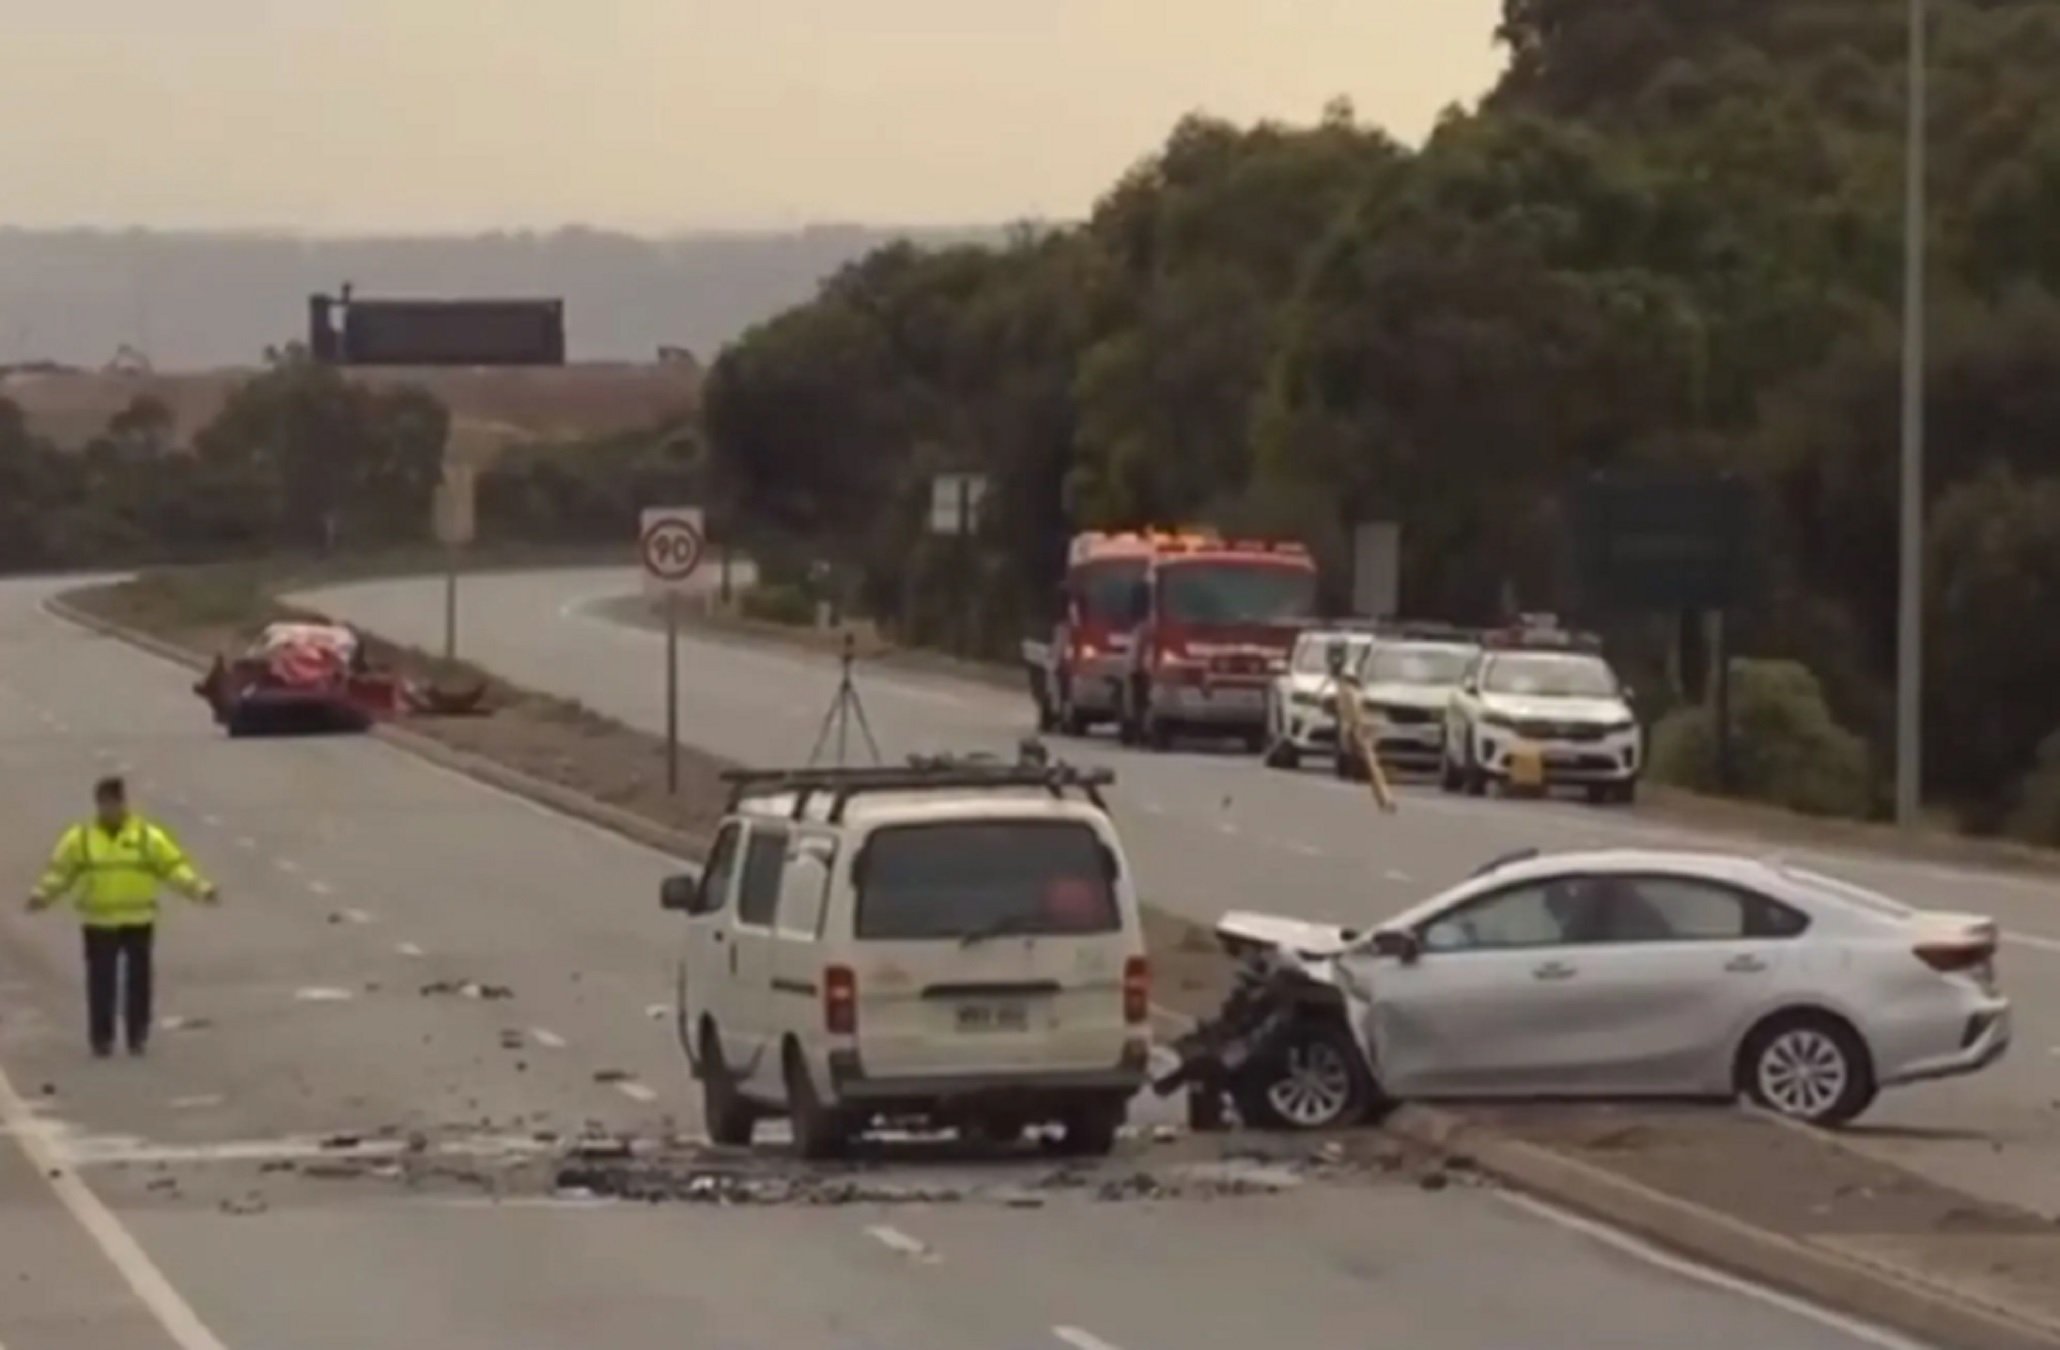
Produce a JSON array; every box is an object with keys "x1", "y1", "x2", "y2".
[{"x1": 850, "y1": 819, "x2": 1134, "y2": 1081}]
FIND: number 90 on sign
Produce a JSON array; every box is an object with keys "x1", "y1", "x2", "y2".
[{"x1": 640, "y1": 507, "x2": 706, "y2": 591}]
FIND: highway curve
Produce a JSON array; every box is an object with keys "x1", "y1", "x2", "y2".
[
  {"x1": 0, "y1": 570, "x2": 1927, "y2": 1350},
  {"x1": 304, "y1": 566, "x2": 2060, "y2": 1225}
]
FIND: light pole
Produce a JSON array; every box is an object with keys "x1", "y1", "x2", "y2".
[{"x1": 1894, "y1": 0, "x2": 1927, "y2": 830}]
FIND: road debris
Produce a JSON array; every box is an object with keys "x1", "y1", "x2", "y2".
[{"x1": 420, "y1": 980, "x2": 514, "y2": 1000}]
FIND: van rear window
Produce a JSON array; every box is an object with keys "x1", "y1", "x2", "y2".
[{"x1": 855, "y1": 822, "x2": 1120, "y2": 941}]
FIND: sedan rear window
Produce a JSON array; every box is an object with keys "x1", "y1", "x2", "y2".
[{"x1": 855, "y1": 821, "x2": 1120, "y2": 941}]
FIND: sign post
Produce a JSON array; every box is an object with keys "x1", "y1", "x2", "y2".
[
  {"x1": 640, "y1": 507, "x2": 706, "y2": 795},
  {"x1": 929, "y1": 473, "x2": 989, "y2": 657},
  {"x1": 432, "y1": 463, "x2": 478, "y2": 663}
]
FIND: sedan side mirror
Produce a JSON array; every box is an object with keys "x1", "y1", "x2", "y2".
[
  {"x1": 1371, "y1": 928, "x2": 1420, "y2": 964},
  {"x1": 659, "y1": 874, "x2": 699, "y2": 913}
]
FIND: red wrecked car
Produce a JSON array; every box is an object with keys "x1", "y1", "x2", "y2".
[{"x1": 195, "y1": 621, "x2": 486, "y2": 737}]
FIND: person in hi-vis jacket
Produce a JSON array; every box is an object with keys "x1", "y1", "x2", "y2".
[{"x1": 26, "y1": 776, "x2": 219, "y2": 1057}]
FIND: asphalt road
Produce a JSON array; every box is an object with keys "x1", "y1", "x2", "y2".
[
  {"x1": 0, "y1": 573, "x2": 1933, "y2": 1350},
  {"x1": 303, "y1": 567, "x2": 2060, "y2": 1226}
]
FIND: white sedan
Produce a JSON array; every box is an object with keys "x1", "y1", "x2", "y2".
[{"x1": 1217, "y1": 848, "x2": 2010, "y2": 1128}]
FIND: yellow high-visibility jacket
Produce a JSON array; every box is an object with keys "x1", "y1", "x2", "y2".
[{"x1": 34, "y1": 816, "x2": 211, "y2": 929}]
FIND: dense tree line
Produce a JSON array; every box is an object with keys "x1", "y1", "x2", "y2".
[
  {"x1": 701, "y1": 0, "x2": 2060, "y2": 837},
  {"x1": 0, "y1": 355, "x2": 448, "y2": 567}
]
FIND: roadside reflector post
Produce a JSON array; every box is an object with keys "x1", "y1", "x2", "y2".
[{"x1": 641, "y1": 506, "x2": 707, "y2": 796}]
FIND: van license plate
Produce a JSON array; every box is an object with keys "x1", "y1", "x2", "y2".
[{"x1": 956, "y1": 1002, "x2": 1028, "y2": 1032}]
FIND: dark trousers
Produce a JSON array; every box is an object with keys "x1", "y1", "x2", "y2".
[{"x1": 82, "y1": 925, "x2": 154, "y2": 1052}]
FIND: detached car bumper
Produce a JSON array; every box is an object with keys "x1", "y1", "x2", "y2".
[{"x1": 1884, "y1": 1002, "x2": 2011, "y2": 1086}]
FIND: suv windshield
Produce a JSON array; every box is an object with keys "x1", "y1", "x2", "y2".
[
  {"x1": 856, "y1": 821, "x2": 1119, "y2": 940},
  {"x1": 1483, "y1": 653, "x2": 1619, "y2": 698},
  {"x1": 1073, "y1": 559, "x2": 1147, "y2": 625},
  {"x1": 1362, "y1": 644, "x2": 1475, "y2": 686},
  {"x1": 1159, "y1": 562, "x2": 1316, "y2": 625},
  {"x1": 1294, "y1": 635, "x2": 1365, "y2": 674}
]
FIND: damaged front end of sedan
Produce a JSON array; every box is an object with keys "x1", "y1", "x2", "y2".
[{"x1": 1153, "y1": 912, "x2": 1386, "y2": 1132}]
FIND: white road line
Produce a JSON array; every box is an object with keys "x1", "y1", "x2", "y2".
[
  {"x1": 1053, "y1": 1328, "x2": 1127, "y2": 1350},
  {"x1": 0, "y1": 1058, "x2": 232, "y2": 1350},
  {"x1": 1285, "y1": 840, "x2": 1323, "y2": 857},
  {"x1": 200, "y1": 813, "x2": 221, "y2": 827},
  {"x1": 293, "y1": 987, "x2": 354, "y2": 1003},
  {"x1": 613, "y1": 1081, "x2": 659, "y2": 1103},
  {"x1": 1382, "y1": 868, "x2": 1413, "y2": 882},
  {"x1": 530, "y1": 1028, "x2": 568, "y2": 1049},
  {"x1": 274, "y1": 859, "x2": 301, "y2": 875},
  {"x1": 234, "y1": 837, "x2": 257, "y2": 851},
  {"x1": 339, "y1": 908, "x2": 374, "y2": 925},
  {"x1": 307, "y1": 880, "x2": 336, "y2": 896},
  {"x1": 395, "y1": 942, "x2": 426, "y2": 958},
  {"x1": 864, "y1": 1225, "x2": 940, "y2": 1263},
  {"x1": 2006, "y1": 929, "x2": 2060, "y2": 956},
  {"x1": 1494, "y1": 1191, "x2": 1931, "y2": 1350},
  {"x1": 1215, "y1": 821, "x2": 1241, "y2": 837}
]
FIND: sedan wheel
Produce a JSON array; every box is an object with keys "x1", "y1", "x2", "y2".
[
  {"x1": 1743, "y1": 1016, "x2": 1876, "y2": 1125},
  {"x1": 1236, "y1": 1021, "x2": 1376, "y2": 1131}
]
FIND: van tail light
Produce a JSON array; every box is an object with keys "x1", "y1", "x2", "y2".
[
  {"x1": 1123, "y1": 956, "x2": 1150, "y2": 1024},
  {"x1": 823, "y1": 964, "x2": 857, "y2": 1035},
  {"x1": 1914, "y1": 936, "x2": 1997, "y2": 977}
]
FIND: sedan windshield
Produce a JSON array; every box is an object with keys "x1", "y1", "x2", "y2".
[
  {"x1": 1159, "y1": 563, "x2": 1316, "y2": 625},
  {"x1": 1362, "y1": 644, "x2": 1476, "y2": 686},
  {"x1": 1483, "y1": 653, "x2": 1618, "y2": 698}
]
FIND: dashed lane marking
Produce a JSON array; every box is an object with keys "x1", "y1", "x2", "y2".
[
  {"x1": 339, "y1": 908, "x2": 374, "y2": 925},
  {"x1": 1054, "y1": 1329, "x2": 1127, "y2": 1350},
  {"x1": 306, "y1": 880, "x2": 336, "y2": 896},
  {"x1": 613, "y1": 1081, "x2": 659, "y2": 1103},
  {"x1": 0, "y1": 1057, "x2": 233, "y2": 1350},
  {"x1": 395, "y1": 942, "x2": 426, "y2": 958},
  {"x1": 293, "y1": 987, "x2": 355, "y2": 1003},
  {"x1": 864, "y1": 1225, "x2": 940, "y2": 1264},
  {"x1": 530, "y1": 1028, "x2": 568, "y2": 1049},
  {"x1": 274, "y1": 859, "x2": 301, "y2": 875}
]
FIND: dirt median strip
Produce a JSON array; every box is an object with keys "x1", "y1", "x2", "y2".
[{"x1": 50, "y1": 573, "x2": 2060, "y2": 1350}]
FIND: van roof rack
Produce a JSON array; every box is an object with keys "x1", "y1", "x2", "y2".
[{"x1": 722, "y1": 754, "x2": 1114, "y2": 822}]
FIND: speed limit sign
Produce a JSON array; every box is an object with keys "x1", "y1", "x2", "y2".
[{"x1": 640, "y1": 506, "x2": 705, "y2": 596}]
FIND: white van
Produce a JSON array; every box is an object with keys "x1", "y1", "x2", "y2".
[{"x1": 661, "y1": 759, "x2": 1152, "y2": 1159}]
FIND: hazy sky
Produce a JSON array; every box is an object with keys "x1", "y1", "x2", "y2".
[{"x1": 1, "y1": 1, "x2": 1504, "y2": 233}]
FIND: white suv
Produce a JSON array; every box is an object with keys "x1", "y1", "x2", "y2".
[
  {"x1": 1335, "y1": 636, "x2": 1480, "y2": 780},
  {"x1": 662, "y1": 758, "x2": 1151, "y2": 1159},
  {"x1": 1442, "y1": 637, "x2": 1642, "y2": 803},
  {"x1": 1263, "y1": 629, "x2": 1373, "y2": 769}
]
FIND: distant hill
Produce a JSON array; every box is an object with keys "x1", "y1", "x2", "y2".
[{"x1": 0, "y1": 224, "x2": 1010, "y2": 371}]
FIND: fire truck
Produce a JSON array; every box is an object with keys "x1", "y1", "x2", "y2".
[
  {"x1": 1116, "y1": 534, "x2": 1319, "y2": 751},
  {"x1": 1022, "y1": 529, "x2": 1181, "y2": 735}
]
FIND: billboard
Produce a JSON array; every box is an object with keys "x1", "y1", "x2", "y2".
[
  {"x1": 1569, "y1": 471, "x2": 1759, "y2": 612},
  {"x1": 309, "y1": 294, "x2": 565, "y2": 367}
]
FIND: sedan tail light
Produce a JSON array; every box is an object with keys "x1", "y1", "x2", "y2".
[
  {"x1": 823, "y1": 964, "x2": 857, "y2": 1035},
  {"x1": 1123, "y1": 956, "x2": 1150, "y2": 1024},
  {"x1": 1913, "y1": 938, "x2": 1997, "y2": 976}
]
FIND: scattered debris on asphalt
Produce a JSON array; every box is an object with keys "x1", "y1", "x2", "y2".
[
  {"x1": 592, "y1": 1069, "x2": 632, "y2": 1085},
  {"x1": 417, "y1": 980, "x2": 515, "y2": 1000},
  {"x1": 159, "y1": 1015, "x2": 213, "y2": 1033}
]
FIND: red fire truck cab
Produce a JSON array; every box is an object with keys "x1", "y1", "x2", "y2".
[
  {"x1": 1023, "y1": 530, "x2": 1173, "y2": 735},
  {"x1": 1115, "y1": 535, "x2": 1319, "y2": 751}
]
